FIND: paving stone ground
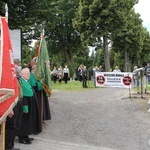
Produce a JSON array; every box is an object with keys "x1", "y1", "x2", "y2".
[{"x1": 1, "y1": 85, "x2": 150, "y2": 150}]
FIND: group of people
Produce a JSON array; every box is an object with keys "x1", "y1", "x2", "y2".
[
  {"x1": 132, "y1": 63, "x2": 150, "y2": 91},
  {"x1": 92, "y1": 64, "x2": 150, "y2": 90},
  {"x1": 5, "y1": 60, "x2": 51, "y2": 150},
  {"x1": 51, "y1": 65, "x2": 70, "y2": 84},
  {"x1": 93, "y1": 65, "x2": 121, "y2": 73}
]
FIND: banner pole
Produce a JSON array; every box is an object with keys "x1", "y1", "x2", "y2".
[
  {"x1": 1, "y1": 122, "x2": 5, "y2": 150},
  {"x1": 5, "y1": 3, "x2": 8, "y2": 22}
]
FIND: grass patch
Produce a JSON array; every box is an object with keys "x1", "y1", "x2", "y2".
[
  {"x1": 131, "y1": 84, "x2": 150, "y2": 93},
  {"x1": 50, "y1": 80, "x2": 150, "y2": 92},
  {"x1": 146, "y1": 84, "x2": 150, "y2": 91},
  {"x1": 51, "y1": 80, "x2": 95, "y2": 91}
]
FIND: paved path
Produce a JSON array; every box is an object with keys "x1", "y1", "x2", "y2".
[
  {"x1": 14, "y1": 137, "x2": 116, "y2": 150},
  {"x1": 1, "y1": 87, "x2": 150, "y2": 150}
]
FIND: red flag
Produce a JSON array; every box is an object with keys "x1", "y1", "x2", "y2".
[{"x1": 0, "y1": 17, "x2": 19, "y2": 124}]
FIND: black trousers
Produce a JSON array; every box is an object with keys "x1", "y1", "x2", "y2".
[
  {"x1": 64, "y1": 73, "x2": 68, "y2": 84},
  {"x1": 53, "y1": 75, "x2": 57, "y2": 83},
  {"x1": 5, "y1": 116, "x2": 15, "y2": 149},
  {"x1": 82, "y1": 79, "x2": 87, "y2": 87},
  {"x1": 5, "y1": 99, "x2": 23, "y2": 149},
  {"x1": 14, "y1": 99, "x2": 23, "y2": 135}
]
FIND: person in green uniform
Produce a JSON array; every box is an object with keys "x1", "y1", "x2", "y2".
[
  {"x1": 28, "y1": 65, "x2": 51, "y2": 128},
  {"x1": 17, "y1": 68, "x2": 41, "y2": 144}
]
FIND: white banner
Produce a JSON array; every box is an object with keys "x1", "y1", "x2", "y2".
[
  {"x1": 9, "y1": 29, "x2": 21, "y2": 60},
  {"x1": 95, "y1": 72, "x2": 132, "y2": 88}
]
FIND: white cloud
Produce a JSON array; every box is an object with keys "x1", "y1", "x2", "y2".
[{"x1": 134, "y1": 0, "x2": 150, "y2": 31}]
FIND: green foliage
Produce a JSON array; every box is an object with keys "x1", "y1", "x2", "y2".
[
  {"x1": 95, "y1": 48, "x2": 104, "y2": 67},
  {"x1": 1, "y1": 0, "x2": 150, "y2": 72},
  {"x1": 22, "y1": 45, "x2": 32, "y2": 67},
  {"x1": 111, "y1": 8, "x2": 150, "y2": 70},
  {"x1": 73, "y1": 0, "x2": 139, "y2": 71}
]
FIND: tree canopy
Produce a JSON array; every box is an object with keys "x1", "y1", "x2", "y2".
[{"x1": 0, "y1": 0, "x2": 150, "y2": 75}]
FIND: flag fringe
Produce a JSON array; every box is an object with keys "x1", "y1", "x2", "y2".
[
  {"x1": 0, "y1": 97, "x2": 18, "y2": 124},
  {"x1": 0, "y1": 89, "x2": 15, "y2": 103},
  {"x1": 42, "y1": 82, "x2": 52, "y2": 96}
]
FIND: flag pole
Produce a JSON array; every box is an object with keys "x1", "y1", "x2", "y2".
[
  {"x1": 40, "y1": 24, "x2": 44, "y2": 130},
  {"x1": 1, "y1": 122, "x2": 5, "y2": 150},
  {"x1": 1, "y1": 4, "x2": 8, "y2": 150},
  {"x1": 5, "y1": 3, "x2": 8, "y2": 22}
]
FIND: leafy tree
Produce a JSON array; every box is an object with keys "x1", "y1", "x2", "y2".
[
  {"x1": 111, "y1": 9, "x2": 149, "y2": 71},
  {"x1": 138, "y1": 29, "x2": 150, "y2": 67},
  {"x1": 22, "y1": 45, "x2": 32, "y2": 67},
  {"x1": 73, "y1": 0, "x2": 138, "y2": 71},
  {"x1": 41, "y1": 0, "x2": 90, "y2": 76},
  {"x1": 94, "y1": 48, "x2": 104, "y2": 68},
  {"x1": 1, "y1": 0, "x2": 90, "y2": 76}
]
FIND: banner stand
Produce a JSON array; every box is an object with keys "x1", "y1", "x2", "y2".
[{"x1": 121, "y1": 74, "x2": 135, "y2": 99}]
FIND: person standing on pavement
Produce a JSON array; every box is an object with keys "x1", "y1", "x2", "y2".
[
  {"x1": 145, "y1": 63, "x2": 150, "y2": 85},
  {"x1": 82, "y1": 66, "x2": 88, "y2": 88},
  {"x1": 28, "y1": 65, "x2": 51, "y2": 127},
  {"x1": 17, "y1": 68, "x2": 41, "y2": 144},
  {"x1": 57, "y1": 66, "x2": 63, "y2": 83},
  {"x1": 132, "y1": 66, "x2": 140, "y2": 93},
  {"x1": 78, "y1": 64, "x2": 83, "y2": 82},
  {"x1": 63, "y1": 65, "x2": 70, "y2": 84},
  {"x1": 51, "y1": 66, "x2": 58, "y2": 84}
]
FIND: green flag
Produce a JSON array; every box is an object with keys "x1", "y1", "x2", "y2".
[{"x1": 35, "y1": 37, "x2": 52, "y2": 96}]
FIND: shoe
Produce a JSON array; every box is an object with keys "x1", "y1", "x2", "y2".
[
  {"x1": 19, "y1": 139, "x2": 31, "y2": 144},
  {"x1": 28, "y1": 137, "x2": 34, "y2": 141},
  {"x1": 33, "y1": 132, "x2": 39, "y2": 135},
  {"x1": 6, "y1": 147, "x2": 20, "y2": 150}
]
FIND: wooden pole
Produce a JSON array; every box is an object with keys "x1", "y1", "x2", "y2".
[
  {"x1": 1, "y1": 122, "x2": 5, "y2": 150},
  {"x1": 41, "y1": 90, "x2": 44, "y2": 130}
]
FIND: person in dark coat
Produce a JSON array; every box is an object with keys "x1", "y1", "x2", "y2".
[
  {"x1": 28, "y1": 65, "x2": 51, "y2": 123},
  {"x1": 82, "y1": 66, "x2": 88, "y2": 88},
  {"x1": 17, "y1": 68, "x2": 41, "y2": 144},
  {"x1": 78, "y1": 64, "x2": 83, "y2": 82}
]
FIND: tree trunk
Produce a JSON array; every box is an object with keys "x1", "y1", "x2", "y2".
[
  {"x1": 124, "y1": 48, "x2": 131, "y2": 72},
  {"x1": 103, "y1": 36, "x2": 110, "y2": 71},
  {"x1": 124, "y1": 48, "x2": 128, "y2": 72},
  {"x1": 64, "y1": 47, "x2": 76, "y2": 78}
]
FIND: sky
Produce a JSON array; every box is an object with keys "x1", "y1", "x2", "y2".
[{"x1": 134, "y1": 0, "x2": 150, "y2": 32}]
